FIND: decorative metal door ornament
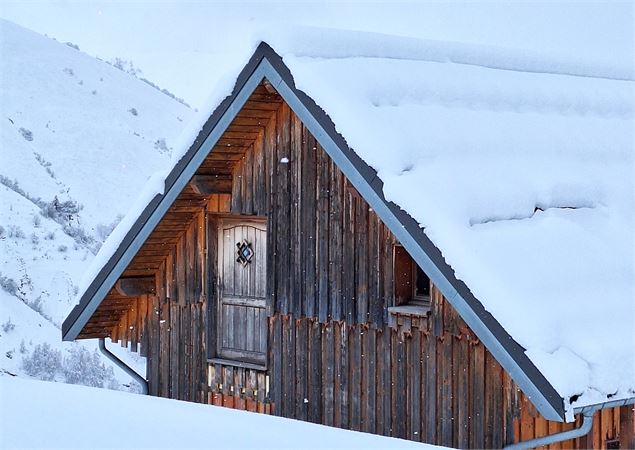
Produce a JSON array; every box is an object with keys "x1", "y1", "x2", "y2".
[{"x1": 236, "y1": 239, "x2": 254, "y2": 266}]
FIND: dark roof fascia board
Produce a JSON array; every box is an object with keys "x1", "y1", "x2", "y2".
[
  {"x1": 62, "y1": 42, "x2": 566, "y2": 422},
  {"x1": 62, "y1": 48, "x2": 270, "y2": 341}
]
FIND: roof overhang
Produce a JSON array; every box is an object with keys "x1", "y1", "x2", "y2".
[{"x1": 63, "y1": 42, "x2": 568, "y2": 422}]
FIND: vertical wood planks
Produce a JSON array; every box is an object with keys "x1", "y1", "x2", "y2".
[
  {"x1": 295, "y1": 318, "x2": 308, "y2": 421},
  {"x1": 342, "y1": 186, "x2": 356, "y2": 323},
  {"x1": 276, "y1": 103, "x2": 291, "y2": 315},
  {"x1": 410, "y1": 328, "x2": 422, "y2": 441},
  {"x1": 308, "y1": 318, "x2": 322, "y2": 424},
  {"x1": 316, "y1": 138, "x2": 330, "y2": 322},
  {"x1": 271, "y1": 315, "x2": 282, "y2": 415},
  {"x1": 301, "y1": 127, "x2": 317, "y2": 318},
  {"x1": 349, "y1": 325, "x2": 362, "y2": 431},
  {"x1": 322, "y1": 322, "x2": 335, "y2": 426},
  {"x1": 456, "y1": 335, "x2": 469, "y2": 448},
  {"x1": 368, "y1": 215, "x2": 382, "y2": 327},
  {"x1": 471, "y1": 338, "x2": 485, "y2": 449},
  {"x1": 328, "y1": 159, "x2": 343, "y2": 321},
  {"x1": 425, "y1": 329, "x2": 437, "y2": 444},
  {"x1": 355, "y1": 197, "x2": 368, "y2": 324}
]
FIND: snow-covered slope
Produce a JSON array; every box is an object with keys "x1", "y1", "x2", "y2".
[
  {"x1": 0, "y1": 19, "x2": 192, "y2": 384},
  {"x1": 0, "y1": 376, "x2": 439, "y2": 449}
]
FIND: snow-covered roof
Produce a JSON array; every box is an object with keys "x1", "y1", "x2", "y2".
[{"x1": 65, "y1": 28, "x2": 634, "y2": 419}]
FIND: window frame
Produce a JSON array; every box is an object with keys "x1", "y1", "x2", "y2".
[{"x1": 393, "y1": 244, "x2": 431, "y2": 308}]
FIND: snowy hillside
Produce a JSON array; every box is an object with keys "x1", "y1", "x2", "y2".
[
  {"x1": 0, "y1": 19, "x2": 192, "y2": 386},
  {"x1": 0, "y1": 376, "x2": 438, "y2": 449}
]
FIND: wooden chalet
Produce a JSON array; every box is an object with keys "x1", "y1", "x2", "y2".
[{"x1": 63, "y1": 41, "x2": 634, "y2": 449}]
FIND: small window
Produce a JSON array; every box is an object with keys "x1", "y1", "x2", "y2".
[{"x1": 394, "y1": 245, "x2": 430, "y2": 307}]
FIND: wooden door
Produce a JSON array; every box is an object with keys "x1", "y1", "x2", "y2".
[{"x1": 217, "y1": 218, "x2": 267, "y2": 365}]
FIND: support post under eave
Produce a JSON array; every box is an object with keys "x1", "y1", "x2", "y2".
[{"x1": 98, "y1": 338, "x2": 148, "y2": 394}]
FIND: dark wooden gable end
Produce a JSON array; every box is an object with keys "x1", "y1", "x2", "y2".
[{"x1": 62, "y1": 45, "x2": 635, "y2": 449}]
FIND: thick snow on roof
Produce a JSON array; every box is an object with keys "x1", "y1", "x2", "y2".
[{"x1": 77, "y1": 27, "x2": 634, "y2": 411}]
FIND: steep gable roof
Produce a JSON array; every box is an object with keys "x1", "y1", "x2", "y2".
[{"x1": 63, "y1": 31, "x2": 634, "y2": 421}]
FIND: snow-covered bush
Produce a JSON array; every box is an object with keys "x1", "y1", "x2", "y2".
[
  {"x1": 22, "y1": 344, "x2": 119, "y2": 388},
  {"x1": 39, "y1": 197, "x2": 98, "y2": 250},
  {"x1": 63, "y1": 224, "x2": 96, "y2": 251},
  {"x1": 41, "y1": 196, "x2": 81, "y2": 221},
  {"x1": 109, "y1": 57, "x2": 142, "y2": 77},
  {"x1": 34, "y1": 153, "x2": 56, "y2": 179},
  {"x1": 8, "y1": 225, "x2": 25, "y2": 239},
  {"x1": 32, "y1": 214, "x2": 41, "y2": 228},
  {"x1": 139, "y1": 77, "x2": 190, "y2": 107},
  {"x1": 0, "y1": 274, "x2": 19, "y2": 296},
  {"x1": 18, "y1": 127, "x2": 33, "y2": 141},
  {"x1": 128, "y1": 107, "x2": 138, "y2": 116},
  {"x1": 27, "y1": 296, "x2": 46, "y2": 317},
  {"x1": 63, "y1": 346, "x2": 117, "y2": 388},
  {"x1": 0, "y1": 225, "x2": 5, "y2": 238},
  {"x1": 2, "y1": 317, "x2": 15, "y2": 333},
  {"x1": 58, "y1": 245, "x2": 68, "y2": 253},
  {"x1": 30, "y1": 233, "x2": 39, "y2": 245},
  {"x1": 154, "y1": 138, "x2": 171, "y2": 155},
  {"x1": 22, "y1": 343, "x2": 62, "y2": 381}
]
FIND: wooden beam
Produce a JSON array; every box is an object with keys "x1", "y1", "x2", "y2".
[
  {"x1": 189, "y1": 174, "x2": 233, "y2": 195},
  {"x1": 115, "y1": 276, "x2": 156, "y2": 297},
  {"x1": 263, "y1": 78, "x2": 278, "y2": 94}
]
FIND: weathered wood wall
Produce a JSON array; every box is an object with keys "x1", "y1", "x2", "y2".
[
  {"x1": 106, "y1": 96, "x2": 634, "y2": 449},
  {"x1": 227, "y1": 103, "x2": 393, "y2": 327}
]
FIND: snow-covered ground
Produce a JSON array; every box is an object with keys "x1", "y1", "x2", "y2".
[
  {"x1": 0, "y1": 19, "x2": 191, "y2": 386},
  {"x1": 0, "y1": 375, "x2": 438, "y2": 449}
]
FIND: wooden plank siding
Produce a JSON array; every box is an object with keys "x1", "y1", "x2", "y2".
[{"x1": 92, "y1": 85, "x2": 632, "y2": 449}]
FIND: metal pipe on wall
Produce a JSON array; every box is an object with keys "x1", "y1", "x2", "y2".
[
  {"x1": 98, "y1": 338, "x2": 148, "y2": 394},
  {"x1": 504, "y1": 409, "x2": 596, "y2": 450}
]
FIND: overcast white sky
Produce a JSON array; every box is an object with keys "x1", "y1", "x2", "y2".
[{"x1": 1, "y1": 1, "x2": 632, "y2": 108}]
